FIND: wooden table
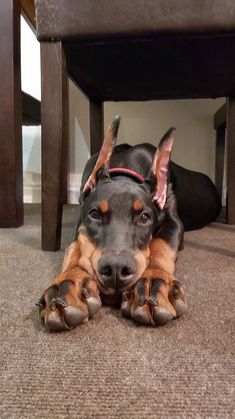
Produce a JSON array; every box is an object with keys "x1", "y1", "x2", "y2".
[{"x1": 35, "y1": 0, "x2": 235, "y2": 250}]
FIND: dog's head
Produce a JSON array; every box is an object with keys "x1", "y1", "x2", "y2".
[{"x1": 78, "y1": 117, "x2": 174, "y2": 296}]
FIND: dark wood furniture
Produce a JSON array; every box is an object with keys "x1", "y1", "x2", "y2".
[
  {"x1": 0, "y1": 0, "x2": 36, "y2": 228},
  {"x1": 35, "y1": 0, "x2": 235, "y2": 250},
  {"x1": 0, "y1": 0, "x2": 23, "y2": 227},
  {"x1": 214, "y1": 101, "x2": 235, "y2": 224},
  {"x1": 214, "y1": 104, "x2": 226, "y2": 203},
  {"x1": 22, "y1": 92, "x2": 41, "y2": 126}
]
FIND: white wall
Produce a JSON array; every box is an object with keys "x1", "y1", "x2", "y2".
[
  {"x1": 21, "y1": 17, "x2": 225, "y2": 204},
  {"x1": 21, "y1": 16, "x2": 41, "y2": 202},
  {"x1": 68, "y1": 87, "x2": 224, "y2": 203},
  {"x1": 104, "y1": 99, "x2": 225, "y2": 178}
]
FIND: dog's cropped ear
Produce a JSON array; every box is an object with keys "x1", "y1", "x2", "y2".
[
  {"x1": 82, "y1": 116, "x2": 120, "y2": 194},
  {"x1": 147, "y1": 127, "x2": 175, "y2": 210}
]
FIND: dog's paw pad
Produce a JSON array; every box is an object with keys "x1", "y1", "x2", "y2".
[
  {"x1": 169, "y1": 280, "x2": 187, "y2": 318},
  {"x1": 81, "y1": 287, "x2": 102, "y2": 318},
  {"x1": 152, "y1": 306, "x2": 174, "y2": 326},
  {"x1": 46, "y1": 311, "x2": 68, "y2": 331},
  {"x1": 131, "y1": 305, "x2": 152, "y2": 325},
  {"x1": 63, "y1": 306, "x2": 86, "y2": 327}
]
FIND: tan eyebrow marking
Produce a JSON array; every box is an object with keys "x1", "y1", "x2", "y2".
[
  {"x1": 133, "y1": 199, "x2": 144, "y2": 211},
  {"x1": 99, "y1": 200, "x2": 109, "y2": 213}
]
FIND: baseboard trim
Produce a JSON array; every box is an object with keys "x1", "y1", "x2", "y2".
[{"x1": 23, "y1": 183, "x2": 81, "y2": 204}]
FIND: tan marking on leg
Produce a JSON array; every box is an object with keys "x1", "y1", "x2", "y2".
[
  {"x1": 77, "y1": 226, "x2": 97, "y2": 278},
  {"x1": 61, "y1": 225, "x2": 100, "y2": 280},
  {"x1": 149, "y1": 238, "x2": 176, "y2": 275},
  {"x1": 143, "y1": 267, "x2": 174, "y2": 286},
  {"x1": 90, "y1": 248, "x2": 103, "y2": 277},
  {"x1": 134, "y1": 246, "x2": 150, "y2": 279},
  {"x1": 61, "y1": 241, "x2": 81, "y2": 273},
  {"x1": 52, "y1": 266, "x2": 91, "y2": 286}
]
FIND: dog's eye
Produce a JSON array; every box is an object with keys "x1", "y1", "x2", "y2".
[
  {"x1": 89, "y1": 209, "x2": 101, "y2": 221},
  {"x1": 139, "y1": 212, "x2": 151, "y2": 224}
]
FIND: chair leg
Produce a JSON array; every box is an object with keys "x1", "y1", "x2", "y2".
[
  {"x1": 89, "y1": 100, "x2": 104, "y2": 155},
  {"x1": 41, "y1": 42, "x2": 68, "y2": 250},
  {"x1": 215, "y1": 125, "x2": 225, "y2": 200},
  {"x1": 226, "y1": 98, "x2": 235, "y2": 224},
  {"x1": 0, "y1": 0, "x2": 23, "y2": 227}
]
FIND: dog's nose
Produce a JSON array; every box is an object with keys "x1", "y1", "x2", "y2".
[{"x1": 98, "y1": 253, "x2": 136, "y2": 290}]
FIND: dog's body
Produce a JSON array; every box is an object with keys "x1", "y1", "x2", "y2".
[
  {"x1": 37, "y1": 118, "x2": 221, "y2": 331},
  {"x1": 81, "y1": 143, "x2": 221, "y2": 232}
]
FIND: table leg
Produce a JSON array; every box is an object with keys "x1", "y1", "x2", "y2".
[
  {"x1": 0, "y1": 0, "x2": 23, "y2": 227},
  {"x1": 90, "y1": 100, "x2": 104, "y2": 155},
  {"x1": 41, "y1": 42, "x2": 68, "y2": 250},
  {"x1": 226, "y1": 98, "x2": 235, "y2": 224}
]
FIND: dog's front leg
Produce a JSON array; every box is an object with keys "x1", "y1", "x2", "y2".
[
  {"x1": 121, "y1": 193, "x2": 187, "y2": 326},
  {"x1": 36, "y1": 240, "x2": 101, "y2": 331}
]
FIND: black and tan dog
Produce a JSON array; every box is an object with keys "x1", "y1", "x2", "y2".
[{"x1": 37, "y1": 116, "x2": 221, "y2": 331}]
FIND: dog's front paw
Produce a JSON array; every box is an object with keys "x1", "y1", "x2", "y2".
[
  {"x1": 121, "y1": 274, "x2": 187, "y2": 326},
  {"x1": 36, "y1": 273, "x2": 102, "y2": 331}
]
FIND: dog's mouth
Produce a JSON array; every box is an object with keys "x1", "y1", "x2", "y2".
[
  {"x1": 95, "y1": 272, "x2": 140, "y2": 296},
  {"x1": 94, "y1": 274, "x2": 135, "y2": 307}
]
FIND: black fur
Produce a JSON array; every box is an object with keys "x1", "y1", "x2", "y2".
[
  {"x1": 74, "y1": 143, "x2": 221, "y2": 292},
  {"x1": 80, "y1": 143, "x2": 221, "y2": 232}
]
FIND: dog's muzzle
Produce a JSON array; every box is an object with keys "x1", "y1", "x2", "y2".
[{"x1": 98, "y1": 251, "x2": 136, "y2": 292}]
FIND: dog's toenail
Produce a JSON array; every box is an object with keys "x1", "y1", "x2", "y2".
[
  {"x1": 153, "y1": 307, "x2": 174, "y2": 326},
  {"x1": 122, "y1": 290, "x2": 130, "y2": 302},
  {"x1": 35, "y1": 298, "x2": 44, "y2": 308},
  {"x1": 133, "y1": 307, "x2": 152, "y2": 325},
  {"x1": 174, "y1": 300, "x2": 188, "y2": 318},
  {"x1": 87, "y1": 296, "x2": 102, "y2": 318},
  {"x1": 173, "y1": 288, "x2": 180, "y2": 300},
  {"x1": 81, "y1": 288, "x2": 90, "y2": 299},
  {"x1": 50, "y1": 298, "x2": 57, "y2": 311},
  {"x1": 55, "y1": 297, "x2": 67, "y2": 308},
  {"x1": 64, "y1": 306, "x2": 86, "y2": 327},
  {"x1": 146, "y1": 297, "x2": 158, "y2": 307},
  {"x1": 46, "y1": 312, "x2": 68, "y2": 331}
]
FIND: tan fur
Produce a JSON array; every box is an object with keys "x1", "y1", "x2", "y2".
[
  {"x1": 143, "y1": 267, "x2": 174, "y2": 286},
  {"x1": 51, "y1": 266, "x2": 90, "y2": 286},
  {"x1": 148, "y1": 238, "x2": 176, "y2": 275},
  {"x1": 59, "y1": 228, "x2": 175, "y2": 297},
  {"x1": 133, "y1": 199, "x2": 143, "y2": 212},
  {"x1": 134, "y1": 246, "x2": 150, "y2": 279},
  {"x1": 77, "y1": 226, "x2": 97, "y2": 277},
  {"x1": 61, "y1": 241, "x2": 81, "y2": 273},
  {"x1": 60, "y1": 225, "x2": 98, "y2": 280},
  {"x1": 99, "y1": 200, "x2": 109, "y2": 213}
]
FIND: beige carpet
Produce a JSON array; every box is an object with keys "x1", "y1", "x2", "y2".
[{"x1": 0, "y1": 205, "x2": 234, "y2": 418}]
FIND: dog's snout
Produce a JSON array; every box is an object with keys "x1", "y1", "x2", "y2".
[{"x1": 98, "y1": 253, "x2": 136, "y2": 290}]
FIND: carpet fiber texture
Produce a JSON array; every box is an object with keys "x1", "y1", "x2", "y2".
[{"x1": 0, "y1": 205, "x2": 234, "y2": 418}]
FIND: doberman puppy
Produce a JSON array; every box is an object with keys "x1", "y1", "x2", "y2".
[{"x1": 37, "y1": 116, "x2": 221, "y2": 331}]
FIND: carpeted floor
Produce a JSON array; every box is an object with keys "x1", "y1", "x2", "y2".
[{"x1": 0, "y1": 205, "x2": 234, "y2": 418}]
